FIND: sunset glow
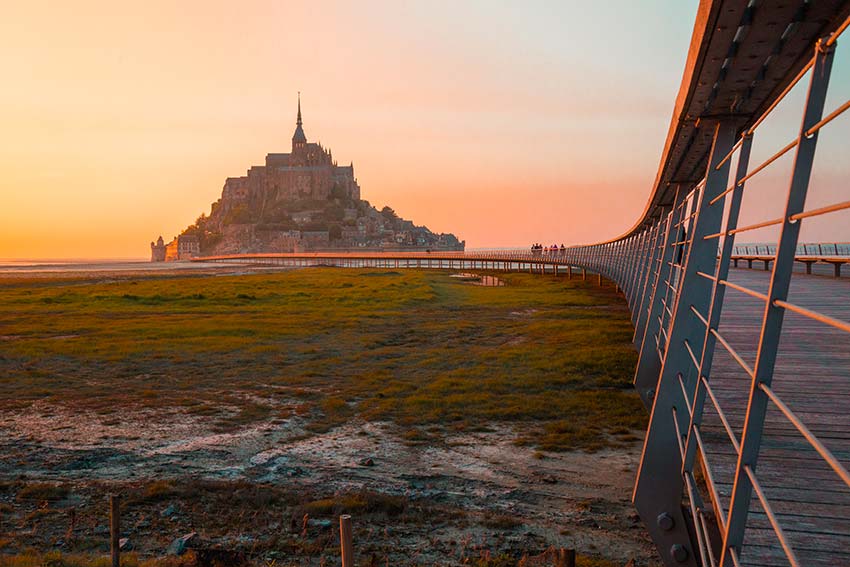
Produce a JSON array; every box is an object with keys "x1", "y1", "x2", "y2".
[{"x1": 3, "y1": 1, "x2": 701, "y2": 259}]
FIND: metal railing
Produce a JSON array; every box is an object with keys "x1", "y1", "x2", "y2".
[
  {"x1": 733, "y1": 242, "x2": 850, "y2": 256},
  {"x1": 550, "y1": 12, "x2": 850, "y2": 567},
  {"x1": 194, "y1": 249, "x2": 598, "y2": 273}
]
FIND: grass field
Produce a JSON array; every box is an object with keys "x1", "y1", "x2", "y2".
[
  {"x1": 0, "y1": 268, "x2": 644, "y2": 451},
  {"x1": 0, "y1": 267, "x2": 654, "y2": 565}
]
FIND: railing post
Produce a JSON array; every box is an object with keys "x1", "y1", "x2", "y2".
[
  {"x1": 720, "y1": 40, "x2": 835, "y2": 566},
  {"x1": 617, "y1": 239, "x2": 630, "y2": 293},
  {"x1": 634, "y1": 214, "x2": 668, "y2": 343},
  {"x1": 624, "y1": 233, "x2": 640, "y2": 303},
  {"x1": 109, "y1": 495, "x2": 120, "y2": 567},
  {"x1": 633, "y1": 120, "x2": 736, "y2": 567},
  {"x1": 634, "y1": 185, "x2": 685, "y2": 408},
  {"x1": 659, "y1": 192, "x2": 693, "y2": 352},
  {"x1": 618, "y1": 239, "x2": 629, "y2": 287},
  {"x1": 634, "y1": 218, "x2": 665, "y2": 331},
  {"x1": 617, "y1": 235, "x2": 636, "y2": 292},
  {"x1": 340, "y1": 514, "x2": 354, "y2": 567},
  {"x1": 682, "y1": 132, "x2": 753, "y2": 476},
  {"x1": 631, "y1": 232, "x2": 649, "y2": 299},
  {"x1": 628, "y1": 230, "x2": 651, "y2": 309}
]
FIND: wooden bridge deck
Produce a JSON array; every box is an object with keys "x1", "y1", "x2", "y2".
[{"x1": 701, "y1": 267, "x2": 850, "y2": 566}]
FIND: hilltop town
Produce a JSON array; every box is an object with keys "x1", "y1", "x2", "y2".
[{"x1": 151, "y1": 97, "x2": 464, "y2": 261}]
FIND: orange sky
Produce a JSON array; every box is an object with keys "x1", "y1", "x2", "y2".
[{"x1": 12, "y1": 1, "x2": 843, "y2": 259}]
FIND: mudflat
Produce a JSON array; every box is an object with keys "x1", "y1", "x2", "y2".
[{"x1": 0, "y1": 267, "x2": 657, "y2": 566}]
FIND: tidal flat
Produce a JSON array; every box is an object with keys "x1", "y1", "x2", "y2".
[{"x1": 0, "y1": 268, "x2": 656, "y2": 566}]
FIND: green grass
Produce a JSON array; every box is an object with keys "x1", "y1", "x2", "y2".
[{"x1": 0, "y1": 268, "x2": 644, "y2": 450}]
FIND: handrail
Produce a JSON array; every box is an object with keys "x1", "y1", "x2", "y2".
[{"x1": 579, "y1": 2, "x2": 850, "y2": 246}]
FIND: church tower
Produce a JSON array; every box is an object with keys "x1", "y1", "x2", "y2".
[{"x1": 292, "y1": 93, "x2": 307, "y2": 152}]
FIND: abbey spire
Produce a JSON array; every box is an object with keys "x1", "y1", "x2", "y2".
[
  {"x1": 292, "y1": 92, "x2": 307, "y2": 150},
  {"x1": 297, "y1": 92, "x2": 302, "y2": 126}
]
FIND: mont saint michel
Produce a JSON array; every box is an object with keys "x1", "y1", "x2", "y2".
[{"x1": 151, "y1": 97, "x2": 464, "y2": 261}]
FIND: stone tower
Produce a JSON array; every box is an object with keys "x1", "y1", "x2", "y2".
[
  {"x1": 292, "y1": 92, "x2": 307, "y2": 152},
  {"x1": 150, "y1": 236, "x2": 166, "y2": 262}
]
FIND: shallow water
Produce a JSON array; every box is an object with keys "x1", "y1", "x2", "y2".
[{"x1": 449, "y1": 273, "x2": 505, "y2": 286}]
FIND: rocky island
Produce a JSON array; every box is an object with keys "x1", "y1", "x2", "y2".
[{"x1": 151, "y1": 96, "x2": 464, "y2": 261}]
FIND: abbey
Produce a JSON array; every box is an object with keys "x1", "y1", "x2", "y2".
[
  {"x1": 151, "y1": 96, "x2": 463, "y2": 261},
  {"x1": 217, "y1": 94, "x2": 360, "y2": 213}
]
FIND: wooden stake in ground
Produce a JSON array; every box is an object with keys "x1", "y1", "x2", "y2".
[
  {"x1": 65, "y1": 508, "x2": 76, "y2": 544},
  {"x1": 557, "y1": 548, "x2": 576, "y2": 567},
  {"x1": 339, "y1": 514, "x2": 353, "y2": 567},
  {"x1": 109, "y1": 495, "x2": 120, "y2": 567}
]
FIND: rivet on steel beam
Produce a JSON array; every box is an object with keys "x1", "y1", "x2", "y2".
[
  {"x1": 670, "y1": 544, "x2": 689, "y2": 563},
  {"x1": 656, "y1": 512, "x2": 675, "y2": 531}
]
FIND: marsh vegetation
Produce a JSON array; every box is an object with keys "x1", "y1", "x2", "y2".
[
  {"x1": 0, "y1": 269, "x2": 642, "y2": 450},
  {"x1": 0, "y1": 268, "x2": 654, "y2": 566}
]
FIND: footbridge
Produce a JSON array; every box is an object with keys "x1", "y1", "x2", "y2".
[{"x1": 193, "y1": 2, "x2": 850, "y2": 565}]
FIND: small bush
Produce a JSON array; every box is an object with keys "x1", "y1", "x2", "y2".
[
  {"x1": 16, "y1": 483, "x2": 69, "y2": 502},
  {"x1": 134, "y1": 480, "x2": 178, "y2": 503},
  {"x1": 303, "y1": 492, "x2": 406, "y2": 517},
  {"x1": 481, "y1": 512, "x2": 523, "y2": 530}
]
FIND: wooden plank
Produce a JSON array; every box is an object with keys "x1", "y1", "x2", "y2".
[{"x1": 696, "y1": 268, "x2": 850, "y2": 564}]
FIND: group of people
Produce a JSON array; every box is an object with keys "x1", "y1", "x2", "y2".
[{"x1": 531, "y1": 243, "x2": 566, "y2": 257}]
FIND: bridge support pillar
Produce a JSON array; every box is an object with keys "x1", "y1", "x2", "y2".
[{"x1": 633, "y1": 121, "x2": 736, "y2": 567}]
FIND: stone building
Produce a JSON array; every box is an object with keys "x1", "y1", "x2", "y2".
[
  {"x1": 211, "y1": 94, "x2": 360, "y2": 226},
  {"x1": 150, "y1": 94, "x2": 464, "y2": 259},
  {"x1": 150, "y1": 236, "x2": 166, "y2": 262},
  {"x1": 301, "y1": 230, "x2": 330, "y2": 248},
  {"x1": 152, "y1": 234, "x2": 200, "y2": 262}
]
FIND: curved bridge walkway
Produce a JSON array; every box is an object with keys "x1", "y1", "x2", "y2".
[
  {"x1": 194, "y1": 2, "x2": 850, "y2": 566},
  {"x1": 195, "y1": 249, "x2": 614, "y2": 277}
]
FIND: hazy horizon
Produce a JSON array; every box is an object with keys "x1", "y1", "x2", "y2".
[{"x1": 3, "y1": 1, "x2": 849, "y2": 260}]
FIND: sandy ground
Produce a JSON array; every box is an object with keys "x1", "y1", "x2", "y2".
[{"x1": 0, "y1": 402, "x2": 657, "y2": 565}]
